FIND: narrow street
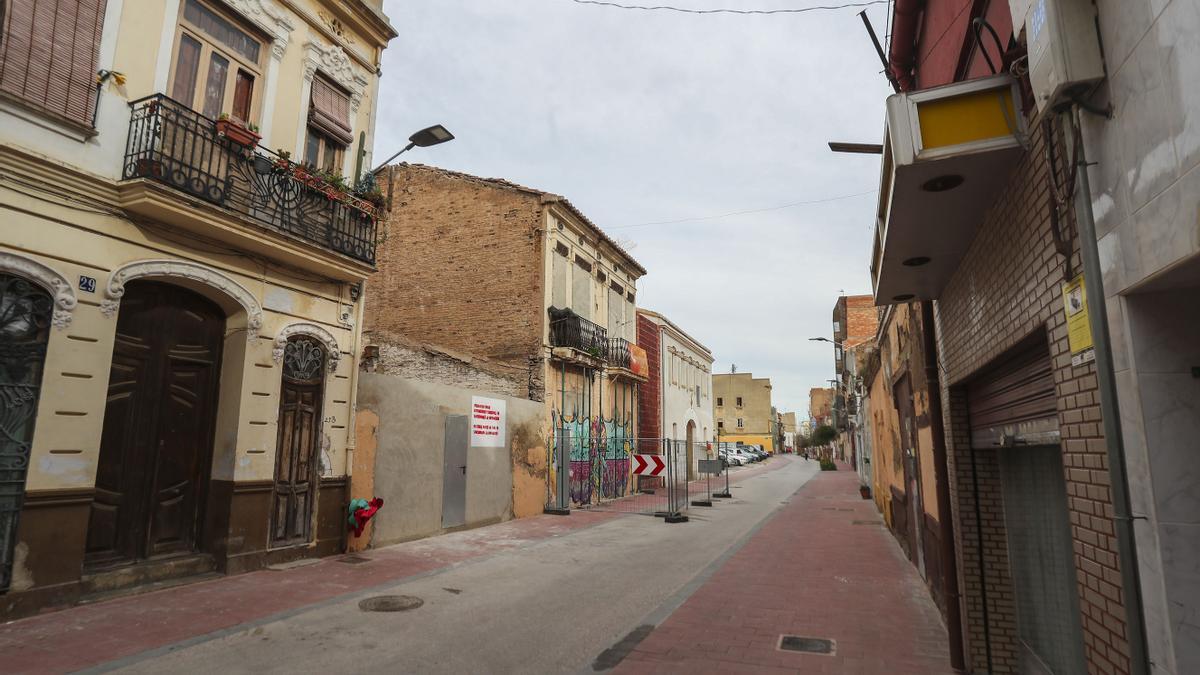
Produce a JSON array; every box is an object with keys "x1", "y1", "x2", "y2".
[{"x1": 0, "y1": 456, "x2": 950, "y2": 674}]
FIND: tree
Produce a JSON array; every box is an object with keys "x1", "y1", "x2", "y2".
[{"x1": 811, "y1": 425, "x2": 837, "y2": 446}]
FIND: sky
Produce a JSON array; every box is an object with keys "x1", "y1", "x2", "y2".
[{"x1": 372, "y1": 0, "x2": 894, "y2": 417}]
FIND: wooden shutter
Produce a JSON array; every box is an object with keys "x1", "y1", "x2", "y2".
[
  {"x1": 0, "y1": 0, "x2": 107, "y2": 128},
  {"x1": 308, "y1": 75, "x2": 352, "y2": 145},
  {"x1": 966, "y1": 337, "x2": 1059, "y2": 447}
]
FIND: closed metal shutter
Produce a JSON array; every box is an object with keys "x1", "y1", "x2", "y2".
[{"x1": 966, "y1": 338, "x2": 1058, "y2": 448}]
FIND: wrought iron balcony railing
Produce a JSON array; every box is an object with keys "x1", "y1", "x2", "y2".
[
  {"x1": 121, "y1": 94, "x2": 377, "y2": 264},
  {"x1": 548, "y1": 307, "x2": 607, "y2": 358},
  {"x1": 606, "y1": 337, "x2": 632, "y2": 369}
]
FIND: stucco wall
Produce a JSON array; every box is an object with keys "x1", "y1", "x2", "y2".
[{"x1": 355, "y1": 372, "x2": 547, "y2": 547}]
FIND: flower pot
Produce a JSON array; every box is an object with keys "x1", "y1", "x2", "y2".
[
  {"x1": 215, "y1": 118, "x2": 260, "y2": 148},
  {"x1": 134, "y1": 158, "x2": 164, "y2": 178},
  {"x1": 859, "y1": 485, "x2": 871, "y2": 499}
]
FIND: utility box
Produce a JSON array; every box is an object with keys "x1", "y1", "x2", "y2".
[{"x1": 1019, "y1": 0, "x2": 1105, "y2": 112}]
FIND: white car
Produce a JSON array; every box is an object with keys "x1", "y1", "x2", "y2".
[{"x1": 719, "y1": 450, "x2": 743, "y2": 466}]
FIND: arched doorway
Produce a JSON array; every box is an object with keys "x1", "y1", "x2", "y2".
[
  {"x1": 685, "y1": 420, "x2": 696, "y2": 480},
  {"x1": 271, "y1": 336, "x2": 326, "y2": 547},
  {"x1": 0, "y1": 273, "x2": 54, "y2": 590},
  {"x1": 86, "y1": 281, "x2": 225, "y2": 568}
]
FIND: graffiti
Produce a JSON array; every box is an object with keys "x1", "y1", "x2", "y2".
[{"x1": 551, "y1": 369, "x2": 637, "y2": 506}]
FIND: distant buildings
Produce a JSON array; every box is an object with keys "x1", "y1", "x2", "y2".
[
  {"x1": 636, "y1": 309, "x2": 714, "y2": 479},
  {"x1": 713, "y1": 373, "x2": 776, "y2": 452}
]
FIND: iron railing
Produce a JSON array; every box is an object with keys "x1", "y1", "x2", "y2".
[
  {"x1": 606, "y1": 337, "x2": 632, "y2": 369},
  {"x1": 548, "y1": 307, "x2": 607, "y2": 357},
  {"x1": 121, "y1": 94, "x2": 377, "y2": 264}
]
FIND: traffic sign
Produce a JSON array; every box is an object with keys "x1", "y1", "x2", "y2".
[{"x1": 632, "y1": 454, "x2": 666, "y2": 476}]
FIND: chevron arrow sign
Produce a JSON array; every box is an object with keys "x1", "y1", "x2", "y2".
[{"x1": 632, "y1": 454, "x2": 666, "y2": 476}]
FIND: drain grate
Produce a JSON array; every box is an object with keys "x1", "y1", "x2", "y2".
[
  {"x1": 778, "y1": 635, "x2": 835, "y2": 654},
  {"x1": 338, "y1": 554, "x2": 372, "y2": 564},
  {"x1": 851, "y1": 520, "x2": 881, "y2": 525},
  {"x1": 359, "y1": 595, "x2": 423, "y2": 612}
]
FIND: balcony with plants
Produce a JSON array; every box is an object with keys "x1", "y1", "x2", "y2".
[
  {"x1": 548, "y1": 307, "x2": 608, "y2": 361},
  {"x1": 120, "y1": 94, "x2": 385, "y2": 266}
]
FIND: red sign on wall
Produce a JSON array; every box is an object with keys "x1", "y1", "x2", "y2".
[{"x1": 629, "y1": 344, "x2": 649, "y2": 377}]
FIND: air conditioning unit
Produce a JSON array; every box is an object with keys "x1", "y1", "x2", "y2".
[{"x1": 1013, "y1": 0, "x2": 1105, "y2": 112}]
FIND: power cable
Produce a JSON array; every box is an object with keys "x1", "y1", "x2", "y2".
[
  {"x1": 568, "y1": 0, "x2": 887, "y2": 15},
  {"x1": 610, "y1": 188, "x2": 877, "y2": 229}
]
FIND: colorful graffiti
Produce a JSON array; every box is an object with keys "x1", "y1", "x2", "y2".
[{"x1": 551, "y1": 367, "x2": 637, "y2": 506}]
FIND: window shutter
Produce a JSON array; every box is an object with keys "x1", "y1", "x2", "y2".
[
  {"x1": 308, "y1": 75, "x2": 353, "y2": 145},
  {"x1": 0, "y1": 0, "x2": 107, "y2": 128}
]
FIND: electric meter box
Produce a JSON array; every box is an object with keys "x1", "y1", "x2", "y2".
[{"x1": 1015, "y1": 0, "x2": 1105, "y2": 112}]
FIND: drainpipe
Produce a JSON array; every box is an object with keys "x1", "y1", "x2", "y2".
[
  {"x1": 1065, "y1": 110, "x2": 1150, "y2": 675},
  {"x1": 888, "y1": 0, "x2": 923, "y2": 91},
  {"x1": 921, "y1": 300, "x2": 965, "y2": 672}
]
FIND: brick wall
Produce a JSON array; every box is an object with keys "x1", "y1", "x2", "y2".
[
  {"x1": 935, "y1": 121, "x2": 1130, "y2": 674},
  {"x1": 844, "y1": 294, "x2": 879, "y2": 349},
  {"x1": 636, "y1": 313, "x2": 660, "y2": 451},
  {"x1": 369, "y1": 164, "x2": 547, "y2": 398},
  {"x1": 363, "y1": 328, "x2": 532, "y2": 399}
]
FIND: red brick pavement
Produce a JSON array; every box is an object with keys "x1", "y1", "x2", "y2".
[
  {"x1": 0, "y1": 510, "x2": 617, "y2": 674},
  {"x1": 615, "y1": 462, "x2": 956, "y2": 675}
]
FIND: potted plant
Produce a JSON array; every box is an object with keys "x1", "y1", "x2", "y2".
[
  {"x1": 134, "y1": 157, "x2": 164, "y2": 178},
  {"x1": 215, "y1": 113, "x2": 260, "y2": 148},
  {"x1": 859, "y1": 484, "x2": 871, "y2": 499}
]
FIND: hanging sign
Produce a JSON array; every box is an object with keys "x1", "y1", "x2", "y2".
[
  {"x1": 1062, "y1": 275, "x2": 1095, "y2": 367},
  {"x1": 470, "y1": 396, "x2": 506, "y2": 447}
]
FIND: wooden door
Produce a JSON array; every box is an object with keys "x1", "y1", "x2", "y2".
[
  {"x1": 271, "y1": 337, "x2": 325, "y2": 546},
  {"x1": 87, "y1": 282, "x2": 224, "y2": 567}
]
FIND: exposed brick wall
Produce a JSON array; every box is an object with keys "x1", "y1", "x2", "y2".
[
  {"x1": 844, "y1": 294, "x2": 879, "y2": 349},
  {"x1": 363, "y1": 328, "x2": 532, "y2": 399},
  {"x1": 369, "y1": 164, "x2": 546, "y2": 398},
  {"x1": 934, "y1": 121, "x2": 1130, "y2": 674},
  {"x1": 636, "y1": 313, "x2": 661, "y2": 452}
]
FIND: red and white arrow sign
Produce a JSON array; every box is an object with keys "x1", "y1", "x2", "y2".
[{"x1": 633, "y1": 454, "x2": 666, "y2": 476}]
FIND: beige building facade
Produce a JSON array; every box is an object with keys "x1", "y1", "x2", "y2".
[
  {"x1": 0, "y1": 0, "x2": 395, "y2": 618},
  {"x1": 712, "y1": 373, "x2": 775, "y2": 452}
]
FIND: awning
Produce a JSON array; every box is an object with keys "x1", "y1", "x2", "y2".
[{"x1": 871, "y1": 74, "x2": 1026, "y2": 305}]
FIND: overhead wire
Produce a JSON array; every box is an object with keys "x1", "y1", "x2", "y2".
[
  {"x1": 610, "y1": 189, "x2": 877, "y2": 229},
  {"x1": 568, "y1": 0, "x2": 888, "y2": 15}
]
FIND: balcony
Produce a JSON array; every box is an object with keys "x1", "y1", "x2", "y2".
[
  {"x1": 548, "y1": 307, "x2": 607, "y2": 359},
  {"x1": 119, "y1": 95, "x2": 377, "y2": 268},
  {"x1": 606, "y1": 337, "x2": 632, "y2": 369}
]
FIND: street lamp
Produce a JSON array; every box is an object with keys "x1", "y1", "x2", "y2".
[{"x1": 370, "y1": 124, "x2": 455, "y2": 174}]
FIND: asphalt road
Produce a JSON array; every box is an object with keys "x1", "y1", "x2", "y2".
[{"x1": 105, "y1": 455, "x2": 820, "y2": 674}]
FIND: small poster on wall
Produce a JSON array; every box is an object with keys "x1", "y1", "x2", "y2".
[
  {"x1": 470, "y1": 396, "x2": 506, "y2": 448},
  {"x1": 1062, "y1": 275, "x2": 1096, "y2": 367}
]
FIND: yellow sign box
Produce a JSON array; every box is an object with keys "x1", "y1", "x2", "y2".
[
  {"x1": 917, "y1": 87, "x2": 1018, "y2": 150},
  {"x1": 1062, "y1": 275, "x2": 1095, "y2": 366}
]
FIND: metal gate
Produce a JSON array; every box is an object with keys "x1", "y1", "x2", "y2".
[{"x1": 0, "y1": 274, "x2": 53, "y2": 591}]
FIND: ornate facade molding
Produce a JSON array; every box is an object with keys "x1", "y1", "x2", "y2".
[
  {"x1": 271, "y1": 322, "x2": 341, "y2": 372},
  {"x1": 302, "y1": 39, "x2": 369, "y2": 111},
  {"x1": 225, "y1": 0, "x2": 295, "y2": 59},
  {"x1": 102, "y1": 259, "x2": 264, "y2": 337},
  {"x1": 0, "y1": 252, "x2": 77, "y2": 330}
]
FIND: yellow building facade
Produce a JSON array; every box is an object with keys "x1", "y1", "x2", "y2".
[
  {"x1": 712, "y1": 373, "x2": 775, "y2": 452},
  {"x1": 0, "y1": 0, "x2": 395, "y2": 618}
]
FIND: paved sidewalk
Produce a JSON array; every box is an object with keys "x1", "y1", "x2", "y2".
[{"x1": 615, "y1": 463, "x2": 956, "y2": 674}]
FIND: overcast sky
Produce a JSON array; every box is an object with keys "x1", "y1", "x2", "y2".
[{"x1": 373, "y1": 0, "x2": 893, "y2": 417}]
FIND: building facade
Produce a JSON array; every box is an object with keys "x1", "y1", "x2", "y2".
[
  {"x1": 636, "y1": 309, "x2": 714, "y2": 479},
  {"x1": 0, "y1": 0, "x2": 396, "y2": 618},
  {"x1": 863, "y1": 0, "x2": 1200, "y2": 672},
  {"x1": 808, "y1": 386, "x2": 835, "y2": 430},
  {"x1": 830, "y1": 294, "x2": 878, "y2": 462},
  {"x1": 369, "y1": 164, "x2": 647, "y2": 513},
  {"x1": 713, "y1": 373, "x2": 775, "y2": 452}
]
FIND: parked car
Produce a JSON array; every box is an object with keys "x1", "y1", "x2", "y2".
[
  {"x1": 731, "y1": 447, "x2": 758, "y2": 463},
  {"x1": 743, "y1": 446, "x2": 767, "y2": 460},
  {"x1": 718, "y1": 449, "x2": 743, "y2": 466}
]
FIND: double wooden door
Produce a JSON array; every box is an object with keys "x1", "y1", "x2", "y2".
[{"x1": 87, "y1": 281, "x2": 224, "y2": 568}]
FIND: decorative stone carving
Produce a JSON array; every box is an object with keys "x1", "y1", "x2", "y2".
[
  {"x1": 225, "y1": 0, "x2": 295, "y2": 58},
  {"x1": 317, "y1": 10, "x2": 354, "y2": 45},
  {"x1": 103, "y1": 260, "x2": 264, "y2": 337},
  {"x1": 303, "y1": 39, "x2": 369, "y2": 111},
  {"x1": 0, "y1": 252, "x2": 77, "y2": 330},
  {"x1": 271, "y1": 323, "x2": 341, "y2": 372}
]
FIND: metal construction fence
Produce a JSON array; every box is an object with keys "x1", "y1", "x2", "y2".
[{"x1": 544, "y1": 437, "x2": 730, "y2": 521}]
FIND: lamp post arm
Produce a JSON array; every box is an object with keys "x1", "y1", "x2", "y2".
[{"x1": 370, "y1": 142, "x2": 416, "y2": 175}]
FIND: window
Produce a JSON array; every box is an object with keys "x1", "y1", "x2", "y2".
[
  {"x1": 0, "y1": 0, "x2": 106, "y2": 127},
  {"x1": 736, "y1": 397, "x2": 743, "y2": 408},
  {"x1": 305, "y1": 76, "x2": 352, "y2": 172},
  {"x1": 716, "y1": 397, "x2": 723, "y2": 407},
  {"x1": 170, "y1": 0, "x2": 264, "y2": 122},
  {"x1": 737, "y1": 418, "x2": 744, "y2": 428},
  {"x1": 833, "y1": 321, "x2": 841, "y2": 334},
  {"x1": 717, "y1": 420, "x2": 724, "y2": 429}
]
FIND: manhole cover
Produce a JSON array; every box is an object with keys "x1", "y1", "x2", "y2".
[
  {"x1": 359, "y1": 595, "x2": 423, "y2": 612},
  {"x1": 778, "y1": 635, "x2": 835, "y2": 654},
  {"x1": 851, "y1": 520, "x2": 881, "y2": 525},
  {"x1": 338, "y1": 554, "x2": 371, "y2": 564}
]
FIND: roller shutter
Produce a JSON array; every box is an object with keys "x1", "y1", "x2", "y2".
[{"x1": 966, "y1": 337, "x2": 1059, "y2": 448}]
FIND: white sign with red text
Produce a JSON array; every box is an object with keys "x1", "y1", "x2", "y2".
[{"x1": 470, "y1": 396, "x2": 506, "y2": 448}]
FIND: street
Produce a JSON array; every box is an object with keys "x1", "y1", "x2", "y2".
[{"x1": 1, "y1": 456, "x2": 951, "y2": 674}]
